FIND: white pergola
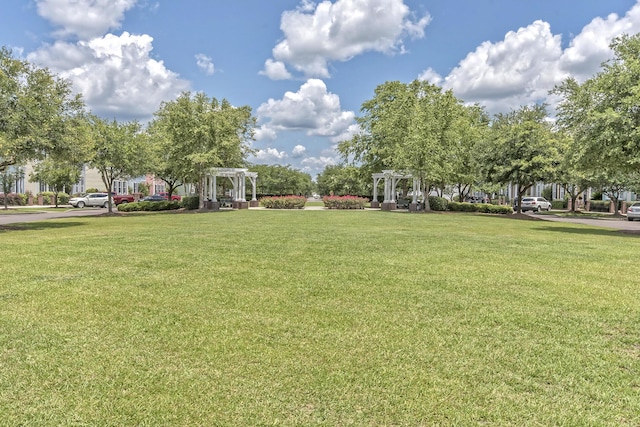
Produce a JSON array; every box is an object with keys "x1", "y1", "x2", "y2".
[
  {"x1": 372, "y1": 170, "x2": 420, "y2": 210},
  {"x1": 202, "y1": 168, "x2": 258, "y2": 209}
]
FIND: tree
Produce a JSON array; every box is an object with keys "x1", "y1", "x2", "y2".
[
  {"x1": 249, "y1": 164, "x2": 314, "y2": 196},
  {"x1": 0, "y1": 167, "x2": 24, "y2": 208},
  {"x1": 553, "y1": 34, "x2": 640, "y2": 212},
  {"x1": 149, "y1": 92, "x2": 255, "y2": 206},
  {"x1": 315, "y1": 164, "x2": 368, "y2": 196},
  {"x1": 29, "y1": 159, "x2": 81, "y2": 207},
  {"x1": 444, "y1": 104, "x2": 490, "y2": 202},
  {"x1": 482, "y1": 105, "x2": 561, "y2": 213},
  {"x1": 0, "y1": 46, "x2": 87, "y2": 173},
  {"x1": 339, "y1": 80, "x2": 476, "y2": 210},
  {"x1": 89, "y1": 116, "x2": 152, "y2": 213}
]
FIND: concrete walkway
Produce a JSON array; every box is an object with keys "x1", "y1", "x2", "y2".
[{"x1": 2, "y1": 205, "x2": 640, "y2": 232}]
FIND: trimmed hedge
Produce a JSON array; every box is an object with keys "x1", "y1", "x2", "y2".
[
  {"x1": 428, "y1": 196, "x2": 448, "y2": 211},
  {"x1": 448, "y1": 201, "x2": 513, "y2": 214},
  {"x1": 0, "y1": 193, "x2": 25, "y2": 206},
  {"x1": 552, "y1": 199, "x2": 567, "y2": 209},
  {"x1": 589, "y1": 200, "x2": 611, "y2": 212},
  {"x1": 260, "y1": 195, "x2": 306, "y2": 209},
  {"x1": 181, "y1": 196, "x2": 200, "y2": 210},
  {"x1": 117, "y1": 200, "x2": 181, "y2": 212},
  {"x1": 323, "y1": 195, "x2": 368, "y2": 209}
]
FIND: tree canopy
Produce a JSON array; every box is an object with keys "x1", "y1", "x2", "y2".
[
  {"x1": 88, "y1": 116, "x2": 152, "y2": 213},
  {"x1": 149, "y1": 92, "x2": 255, "y2": 203},
  {"x1": 249, "y1": 164, "x2": 313, "y2": 196},
  {"x1": 482, "y1": 104, "x2": 561, "y2": 212},
  {"x1": 339, "y1": 79, "x2": 488, "y2": 209},
  {"x1": 0, "y1": 46, "x2": 87, "y2": 172}
]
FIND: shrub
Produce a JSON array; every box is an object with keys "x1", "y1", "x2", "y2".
[
  {"x1": 447, "y1": 201, "x2": 512, "y2": 214},
  {"x1": 0, "y1": 192, "x2": 25, "y2": 206},
  {"x1": 85, "y1": 187, "x2": 100, "y2": 194},
  {"x1": 323, "y1": 195, "x2": 368, "y2": 209},
  {"x1": 589, "y1": 200, "x2": 611, "y2": 212},
  {"x1": 427, "y1": 196, "x2": 448, "y2": 211},
  {"x1": 260, "y1": 196, "x2": 306, "y2": 209},
  {"x1": 117, "y1": 201, "x2": 181, "y2": 212},
  {"x1": 551, "y1": 199, "x2": 567, "y2": 209},
  {"x1": 447, "y1": 201, "x2": 476, "y2": 212},
  {"x1": 181, "y1": 196, "x2": 200, "y2": 210}
]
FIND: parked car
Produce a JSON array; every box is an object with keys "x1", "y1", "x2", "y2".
[
  {"x1": 466, "y1": 196, "x2": 484, "y2": 204},
  {"x1": 627, "y1": 201, "x2": 640, "y2": 221},
  {"x1": 141, "y1": 195, "x2": 167, "y2": 202},
  {"x1": 69, "y1": 192, "x2": 109, "y2": 208},
  {"x1": 520, "y1": 196, "x2": 552, "y2": 212},
  {"x1": 111, "y1": 193, "x2": 136, "y2": 205},
  {"x1": 159, "y1": 192, "x2": 181, "y2": 201}
]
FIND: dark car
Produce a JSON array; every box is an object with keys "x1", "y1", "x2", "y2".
[{"x1": 141, "y1": 195, "x2": 166, "y2": 202}]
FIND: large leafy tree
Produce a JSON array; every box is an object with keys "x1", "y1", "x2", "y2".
[
  {"x1": 483, "y1": 104, "x2": 561, "y2": 213},
  {"x1": 483, "y1": 105, "x2": 561, "y2": 212},
  {"x1": 315, "y1": 164, "x2": 368, "y2": 196},
  {"x1": 339, "y1": 80, "x2": 478, "y2": 210},
  {"x1": 0, "y1": 46, "x2": 86, "y2": 172},
  {"x1": 553, "y1": 34, "x2": 640, "y2": 213},
  {"x1": 149, "y1": 92, "x2": 255, "y2": 205},
  {"x1": 442, "y1": 104, "x2": 489, "y2": 202},
  {"x1": 249, "y1": 164, "x2": 314, "y2": 196},
  {"x1": 89, "y1": 116, "x2": 152, "y2": 213},
  {"x1": 29, "y1": 159, "x2": 82, "y2": 207}
]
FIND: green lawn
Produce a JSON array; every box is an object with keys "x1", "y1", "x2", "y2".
[{"x1": 1, "y1": 210, "x2": 639, "y2": 425}]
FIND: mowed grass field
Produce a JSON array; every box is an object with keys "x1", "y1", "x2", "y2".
[{"x1": 1, "y1": 210, "x2": 639, "y2": 425}]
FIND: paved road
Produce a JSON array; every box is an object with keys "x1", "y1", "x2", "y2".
[
  {"x1": 0, "y1": 207, "x2": 107, "y2": 225},
  {"x1": 529, "y1": 213, "x2": 640, "y2": 231},
  {"x1": 2, "y1": 206, "x2": 640, "y2": 232}
]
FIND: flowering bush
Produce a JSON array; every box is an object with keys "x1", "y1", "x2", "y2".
[
  {"x1": 260, "y1": 195, "x2": 306, "y2": 209},
  {"x1": 0, "y1": 192, "x2": 25, "y2": 206},
  {"x1": 323, "y1": 195, "x2": 368, "y2": 209}
]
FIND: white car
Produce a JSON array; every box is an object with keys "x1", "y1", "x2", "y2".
[
  {"x1": 520, "y1": 196, "x2": 552, "y2": 212},
  {"x1": 69, "y1": 192, "x2": 110, "y2": 208},
  {"x1": 627, "y1": 201, "x2": 640, "y2": 221}
]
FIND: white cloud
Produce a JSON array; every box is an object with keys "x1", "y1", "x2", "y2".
[
  {"x1": 259, "y1": 59, "x2": 293, "y2": 80},
  {"x1": 292, "y1": 145, "x2": 307, "y2": 157},
  {"x1": 559, "y1": 3, "x2": 640, "y2": 82},
  {"x1": 35, "y1": 0, "x2": 138, "y2": 40},
  {"x1": 266, "y1": 0, "x2": 430, "y2": 78},
  {"x1": 27, "y1": 32, "x2": 190, "y2": 120},
  {"x1": 417, "y1": 67, "x2": 443, "y2": 86},
  {"x1": 253, "y1": 148, "x2": 288, "y2": 161},
  {"x1": 301, "y1": 156, "x2": 338, "y2": 176},
  {"x1": 429, "y1": 3, "x2": 640, "y2": 115},
  {"x1": 442, "y1": 20, "x2": 564, "y2": 113},
  {"x1": 195, "y1": 54, "x2": 215, "y2": 75},
  {"x1": 256, "y1": 78, "x2": 356, "y2": 140}
]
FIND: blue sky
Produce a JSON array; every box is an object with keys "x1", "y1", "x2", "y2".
[{"x1": 1, "y1": 0, "x2": 640, "y2": 179}]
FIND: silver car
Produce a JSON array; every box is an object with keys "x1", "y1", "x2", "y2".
[
  {"x1": 69, "y1": 192, "x2": 109, "y2": 208},
  {"x1": 627, "y1": 201, "x2": 640, "y2": 221},
  {"x1": 520, "y1": 196, "x2": 551, "y2": 212}
]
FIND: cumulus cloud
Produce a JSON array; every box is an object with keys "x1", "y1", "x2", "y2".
[
  {"x1": 253, "y1": 147, "x2": 288, "y2": 161},
  {"x1": 195, "y1": 54, "x2": 215, "y2": 75},
  {"x1": 417, "y1": 67, "x2": 443, "y2": 86},
  {"x1": 35, "y1": 0, "x2": 138, "y2": 40},
  {"x1": 441, "y1": 20, "x2": 564, "y2": 113},
  {"x1": 423, "y1": 3, "x2": 640, "y2": 115},
  {"x1": 28, "y1": 32, "x2": 190, "y2": 120},
  {"x1": 301, "y1": 156, "x2": 338, "y2": 174},
  {"x1": 292, "y1": 145, "x2": 307, "y2": 157},
  {"x1": 256, "y1": 78, "x2": 356, "y2": 140},
  {"x1": 259, "y1": 59, "x2": 293, "y2": 80},
  {"x1": 559, "y1": 3, "x2": 640, "y2": 81},
  {"x1": 264, "y1": 0, "x2": 431, "y2": 79}
]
